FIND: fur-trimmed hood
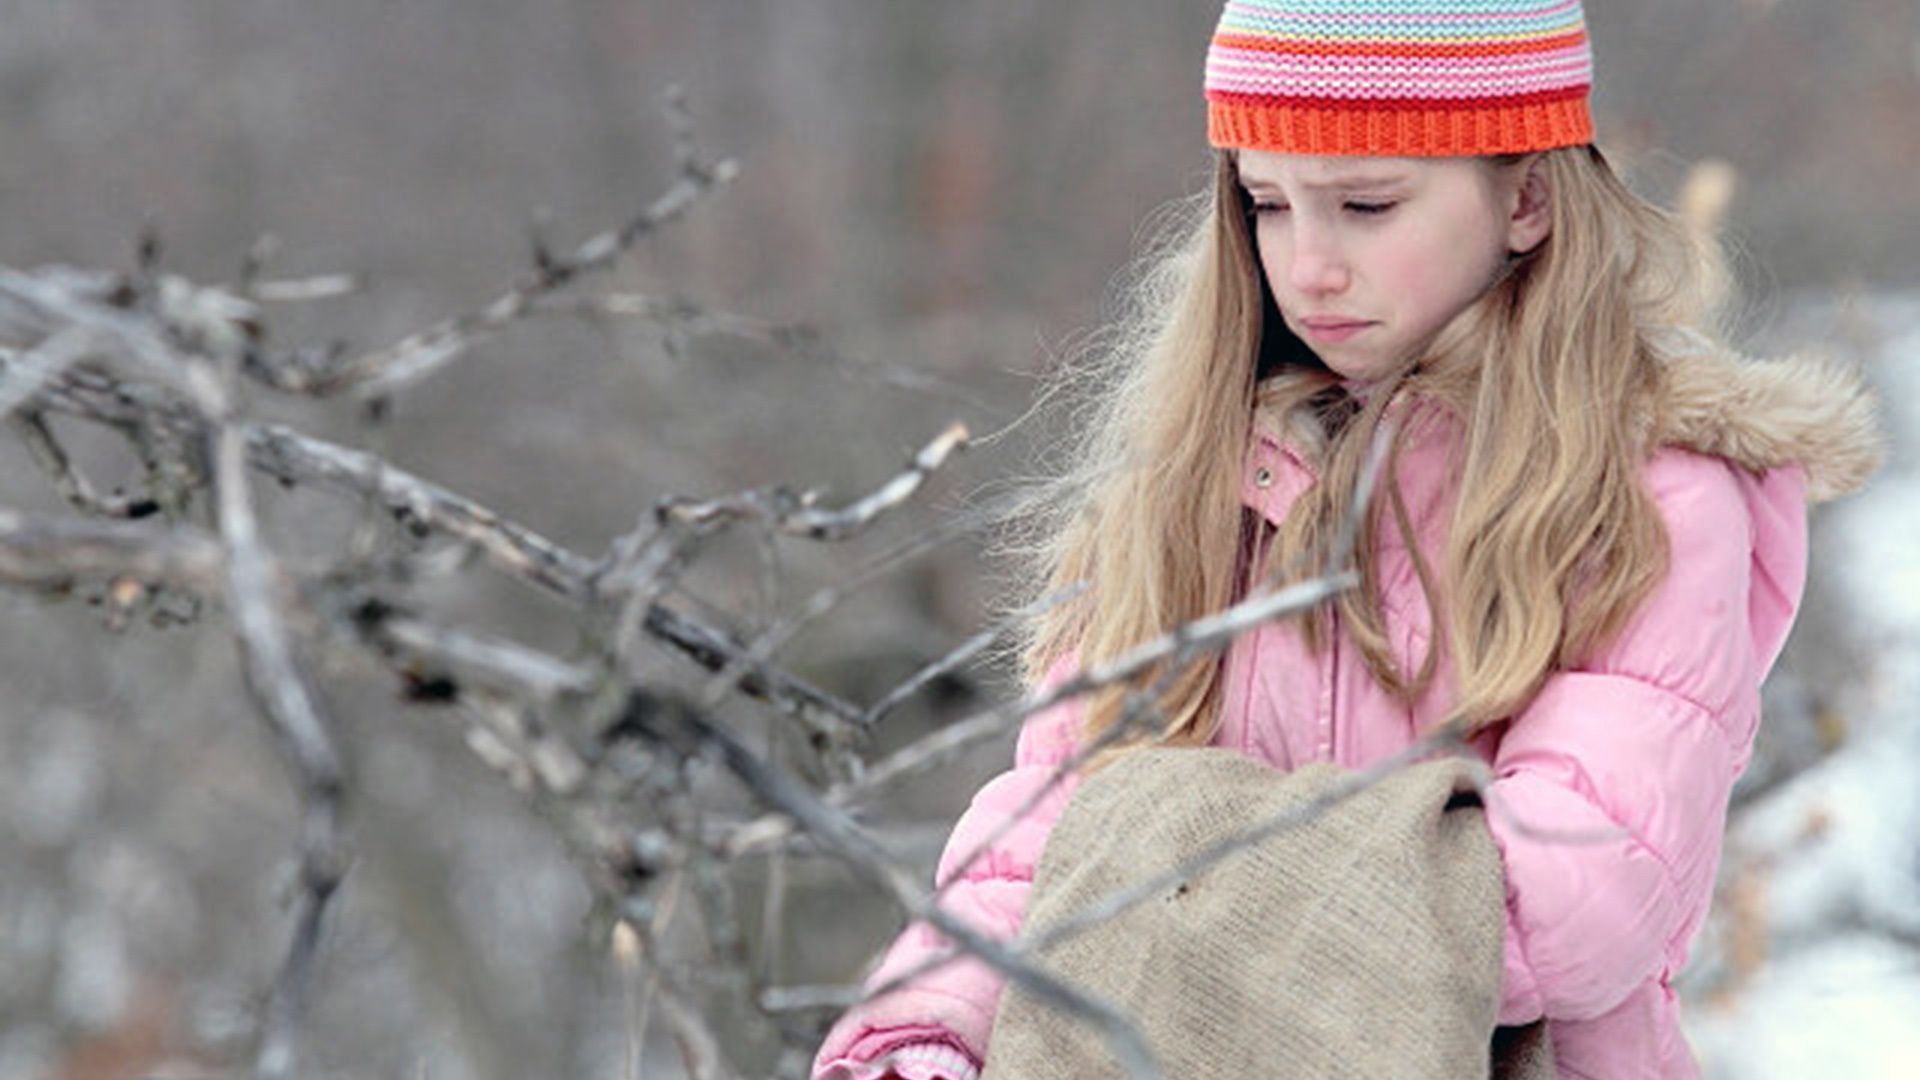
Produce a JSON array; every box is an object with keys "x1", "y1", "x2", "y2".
[
  {"x1": 1657, "y1": 348, "x2": 1885, "y2": 504},
  {"x1": 1255, "y1": 344, "x2": 1886, "y2": 505}
]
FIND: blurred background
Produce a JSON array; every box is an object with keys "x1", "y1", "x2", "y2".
[{"x1": 0, "y1": 1, "x2": 1915, "y2": 1077}]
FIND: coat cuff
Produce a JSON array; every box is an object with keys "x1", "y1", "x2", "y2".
[{"x1": 817, "y1": 1032, "x2": 982, "y2": 1080}]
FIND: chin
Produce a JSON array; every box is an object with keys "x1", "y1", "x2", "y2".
[{"x1": 1321, "y1": 358, "x2": 1394, "y2": 384}]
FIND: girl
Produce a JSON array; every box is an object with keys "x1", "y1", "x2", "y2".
[{"x1": 817, "y1": 1, "x2": 1882, "y2": 1077}]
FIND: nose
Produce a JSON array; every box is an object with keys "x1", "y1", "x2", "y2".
[{"x1": 1286, "y1": 220, "x2": 1349, "y2": 296}]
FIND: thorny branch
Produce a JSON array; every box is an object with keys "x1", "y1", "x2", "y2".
[
  {"x1": 0, "y1": 251, "x2": 1370, "y2": 1079},
  {"x1": 0, "y1": 137, "x2": 1018, "y2": 1078},
  {"x1": 0, "y1": 92, "x2": 1501, "y2": 1080},
  {"x1": 14, "y1": 357, "x2": 870, "y2": 744}
]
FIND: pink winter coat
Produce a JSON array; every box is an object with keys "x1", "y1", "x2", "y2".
[{"x1": 816, "y1": 355, "x2": 1880, "y2": 1080}]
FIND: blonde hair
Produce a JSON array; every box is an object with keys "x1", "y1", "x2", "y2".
[{"x1": 1013, "y1": 144, "x2": 1727, "y2": 746}]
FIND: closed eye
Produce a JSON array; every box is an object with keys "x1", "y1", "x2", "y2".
[{"x1": 1250, "y1": 201, "x2": 1398, "y2": 217}]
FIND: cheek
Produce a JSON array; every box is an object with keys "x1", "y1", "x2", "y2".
[
  {"x1": 1380, "y1": 215, "x2": 1504, "y2": 312},
  {"x1": 1253, "y1": 228, "x2": 1283, "y2": 293}
]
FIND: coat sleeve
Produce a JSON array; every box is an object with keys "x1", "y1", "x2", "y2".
[
  {"x1": 812, "y1": 659, "x2": 1087, "y2": 1078},
  {"x1": 1489, "y1": 451, "x2": 1808, "y2": 1024}
]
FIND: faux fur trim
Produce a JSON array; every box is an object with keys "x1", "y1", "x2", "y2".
[
  {"x1": 1656, "y1": 348, "x2": 1885, "y2": 504},
  {"x1": 1249, "y1": 342, "x2": 1887, "y2": 505}
]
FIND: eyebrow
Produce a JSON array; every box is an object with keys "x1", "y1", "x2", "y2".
[{"x1": 1241, "y1": 173, "x2": 1410, "y2": 192}]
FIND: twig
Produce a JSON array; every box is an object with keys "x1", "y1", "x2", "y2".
[
  {"x1": 623, "y1": 888, "x2": 739, "y2": 1080},
  {"x1": 657, "y1": 422, "x2": 969, "y2": 542},
  {"x1": 835, "y1": 407, "x2": 1394, "y2": 803},
  {"x1": 7, "y1": 409, "x2": 156, "y2": 518},
  {"x1": 526, "y1": 289, "x2": 1004, "y2": 420},
  {"x1": 642, "y1": 602, "x2": 864, "y2": 744},
  {"x1": 247, "y1": 274, "x2": 359, "y2": 303},
  {"x1": 526, "y1": 290, "x2": 782, "y2": 340},
  {"x1": 819, "y1": 411, "x2": 1402, "y2": 1024},
  {"x1": 617, "y1": 689, "x2": 1167, "y2": 1079},
  {"x1": 0, "y1": 507, "x2": 223, "y2": 589},
  {"x1": 619, "y1": 870, "x2": 688, "y2": 1080},
  {"x1": 833, "y1": 570, "x2": 1356, "y2": 807},
  {"x1": 856, "y1": 665, "x2": 1187, "y2": 1007},
  {"x1": 0, "y1": 328, "x2": 95, "y2": 418},
  {"x1": 613, "y1": 428, "x2": 1012, "y2": 765},
  {"x1": 925, "y1": 666, "x2": 1182, "y2": 903},
  {"x1": 361, "y1": 608, "x2": 599, "y2": 702},
  {"x1": 0, "y1": 283, "x2": 877, "y2": 744},
  {"x1": 246, "y1": 421, "x2": 597, "y2": 598},
  {"x1": 0, "y1": 270, "x2": 211, "y2": 430},
  {"x1": 189, "y1": 364, "x2": 347, "y2": 1080},
  {"x1": 311, "y1": 100, "x2": 739, "y2": 399},
  {"x1": 860, "y1": 582, "x2": 1089, "y2": 731}
]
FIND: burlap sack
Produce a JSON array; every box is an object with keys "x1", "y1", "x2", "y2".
[{"x1": 982, "y1": 750, "x2": 1552, "y2": 1079}]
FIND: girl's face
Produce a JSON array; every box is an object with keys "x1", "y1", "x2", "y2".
[{"x1": 1238, "y1": 149, "x2": 1551, "y2": 383}]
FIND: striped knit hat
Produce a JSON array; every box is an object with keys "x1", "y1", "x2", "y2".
[{"x1": 1205, "y1": 0, "x2": 1595, "y2": 157}]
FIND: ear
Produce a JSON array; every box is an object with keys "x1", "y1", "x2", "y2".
[{"x1": 1504, "y1": 153, "x2": 1553, "y2": 256}]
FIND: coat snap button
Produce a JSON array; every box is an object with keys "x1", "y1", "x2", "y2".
[{"x1": 1253, "y1": 465, "x2": 1274, "y2": 488}]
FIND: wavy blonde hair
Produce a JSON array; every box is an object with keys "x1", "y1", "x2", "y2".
[{"x1": 1013, "y1": 144, "x2": 1728, "y2": 745}]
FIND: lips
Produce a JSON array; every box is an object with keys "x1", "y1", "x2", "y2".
[{"x1": 1297, "y1": 316, "x2": 1374, "y2": 343}]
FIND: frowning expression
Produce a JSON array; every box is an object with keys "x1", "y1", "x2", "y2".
[{"x1": 1237, "y1": 149, "x2": 1546, "y2": 383}]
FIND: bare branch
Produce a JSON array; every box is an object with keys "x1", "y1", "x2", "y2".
[
  {"x1": 614, "y1": 688, "x2": 1166, "y2": 1078},
  {"x1": 192, "y1": 394, "x2": 347, "y2": 1079},
  {"x1": 247, "y1": 274, "x2": 359, "y2": 304},
  {"x1": 191, "y1": 384, "x2": 345, "y2": 1080},
  {"x1": 0, "y1": 506, "x2": 223, "y2": 589},
  {"x1": 781, "y1": 415, "x2": 1403, "y2": 1046},
  {"x1": 230, "y1": 231, "x2": 360, "y2": 305},
  {"x1": 0, "y1": 131, "x2": 1476, "y2": 1080},
  {"x1": 641, "y1": 602, "x2": 864, "y2": 744},
  {"x1": 826, "y1": 410, "x2": 1396, "y2": 825},
  {"x1": 48, "y1": 370, "x2": 864, "y2": 742},
  {"x1": 0, "y1": 327, "x2": 96, "y2": 418},
  {"x1": 8, "y1": 409, "x2": 157, "y2": 518},
  {"x1": 370, "y1": 610, "x2": 600, "y2": 702},
  {"x1": 623, "y1": 901, "x2": 740, "y2": 1080},
  {"x1": 0, "y1": 265, "x2": 204, "y2": 399},
  {"x1": 0, "y1": 275, "x2": 894, "y2": 746},
  {"x1": 310, "y1": 102, "x2": 739, "y2": 399},
  {"x1": 861, "y1": 581, "x2": 1089, "y2": 730},
  {"x1": 926, "y1": 669, "x2": 1184, "y2": 904},
  {"x1": 597, "y1": 426, "x2": 1002, "y2": 763},
  {"x1": 657, "y1": 421, "x2": 969, "y2": 542},
  {"x1": 833, "y1": 570, "x2": 1357, "y2": 807},
  {"x1": 524, "y1": 289, "x2": 1005, "y2": 422},
  {"x1": 247, "y1": 421, "x2": 599, "y2": 597},
  {"x1": 663, "y1": 84, "x2": 705, "y2": 178},
  {"x1": 856, "y1": 663, "x2": 1189, "y2": 1009},
  {"x1": 665, "y1": 419, "x2": 983, "y2": 725},
  {"x1": 525, "y1": 290, "x2": 795, "y2": 341}
]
